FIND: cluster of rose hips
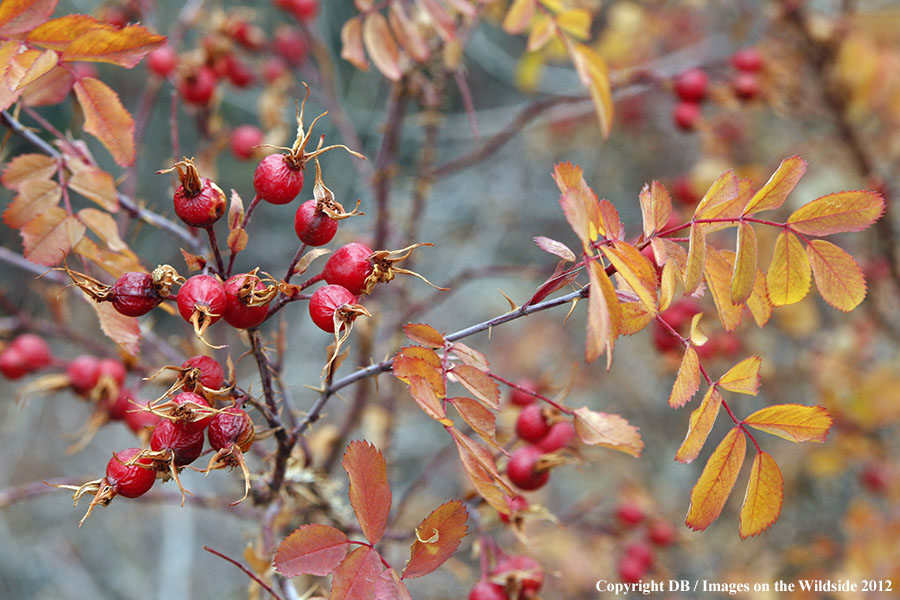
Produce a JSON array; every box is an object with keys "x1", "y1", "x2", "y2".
[
  {"x1": 0, "y1": 333, "x2": 53, "y2": 380},
  {"x1": 469, "y1": 554, "x2": 544, "y2": 600},
  {"x1": 613, "y1": 501, "x2": 676, "y2": 583},
  {"x1": 672, "y1": 47, "x2": 765, "y2": 131},
  {"x1": 504, "y1": 381, "x2": 577, "y2": 492}
]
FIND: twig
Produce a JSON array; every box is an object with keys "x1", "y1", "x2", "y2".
[
  {"x1": 203, "y1": 546, "x2": 284, "y2": 600},
  {"x1": 373, "y1": 83, "x2": 408, "y2": 250}
]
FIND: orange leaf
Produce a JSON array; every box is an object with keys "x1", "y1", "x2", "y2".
[
  {"x1": 19, "y1": 64, "x2": 72, "y2": 106},
  {"x1": 408, "y1": 375, "x2": 449, "y2": 423},
  {"x1": 573, "y1": 407, "x2": 643, "y2": 457},
  {"x1": 668, "y1": 346, "x2": 700, "y2": 408},
  {"x1": 74, "y1": 237, "x2": 143, "y2": 278},
  {"x1": 449, "y1": 428, "x2": 512, "y2": 514},
  {"x1": 403, "y1": 323, "x2": 445, "y2": 348},
  {"x1": 601, "y1": 241, "x2": 658, "y2": 315},
  {"x1": 15, "y1": 48, "x2": 58, "y2": 90},
  {"x1": 88, "y1": 295, "x2": 141, "y2": 355},
  {"x1": 731, "y1": 222, "x2": 757, "y2": 304},
  {"x1": 73, "y1": 77, "x2": 135, "y2": 166},
  {"x1": 787, "y1": 190, "x2": 885, "y2": 236},
  {"x1": 598, "y1": 199, "x2": 622, "y2": 242},
  {"x1": 60, "y1": 23, "x2": 165, "y2": 68},
  {"x1": 0, "y1": 0, "x2": 57, "y2": 36},
  {"x1": 704, "y1": 247, "x2": 743, "y2": 332},
  {"x1": 403, "y1": 500, "x2": 468, "y2": 579},
  {"x1": 343, "y1": 441, "x2": 392, "y2": 545},
  {"x1": 273, "y1": 523, "x2": 350, "y2": 577},
  {"x1": 639, "y1": 181, "x2": 672, "y2": 239},
  {"x1": 78, "y1": 208, "x2": 126, "y2": 252},
  {"x1": 376, "y1": 569, "x2": 413, "y2": 600},
  {"x1": 718, "y1": 356, "x2": 761, "y2": 395},
  {"x1": 766, "y1": 230, "x2": 811, "y2": 306},
  {"x1": 3, "y1": 179, "x2": 61, "y2": 228},
  {"x1": 743, "y1": 404, "x2": 832, "y2": 443},
  {"x1": 683, "y1": 222, "x2": 706, "y2": 295},
  {"x1": 743, "y1": 155, "x2": 807, "y2": 215},
  {"x1": 451, "y1": 365, "x2": 500, "y2": 409},
  {"x1": 363, "y1": 12, "x2": 402, "y2": 81},
  {"x1": 618, "y1": 301, "x2": 653, "y2": 336},
  {"x1": 393, "y1": 353, "x2": 445, "y2": 397},
  {"x1": 227, "y1": 189, "x2": 247, "y2": 254},
  {"x1": 805, "y1": 239, "x2": 867, "y2": 312},
  {"x1": 67, "y1": 165, "x2": 119, "y2": 211},
  {"x1": 694, "y1": 169, "x2": 740, "y2": 220},
  {"x1": 553, "y1": 162, "x2": 600, "y2": 250},
  {"x1": 685, "y1": 427, "x2": 746, "y2": 531},
  {"x1": 658, "y1": 260, "x2": 682, "y2": 312},
  {"x1": 739, "y1": 451, "x2": 783, "y2": 539},
  {"x1": 388, "y1": 2, "x2": 430, "y2": 63},
  {"x1": 419, "y1": 0, "x2": 456, "y2": 42},
  {"x1": 0, "y1": 40, "x2": 27, "y2": 110},
  {"x1": 26, "y1": 15, "x2": 111, "y2": 50},
  {"x1": 396, "y1": 345, "x2": 442, "y2": 368},
  {"x1": 675, "y1": 387, "x2": 723, "y2": 464},
  {"x1": 330, "y1": 546, "x2": 383, "y2": 600},
  {"x1": 586, "y1": 260, "x2": 614, "y2": 363},
  {"x1": 448, "y1": 342, "x2": 490, "y2": 371},
  {"x1": 21, "y1": 206, "x2": 85, "y2": 265},
  {"x1": 340, "y1": 16, "x2": 368, "y2": 71},
  {"x1": 450, "y1": 397, "x2": 497, "y2": 446},
  {"x1": 503, "y1": 0, "x2": 534, "y2": 34},
  {"x1": 569, "y1": 42, "x2": 613, "y2": 139},
  {"x1": 745, "y1": 267, "x2": 772, "y2": 327},
  {"x1": 1, "y1": 153, "x2": 57, "y2": 190}
]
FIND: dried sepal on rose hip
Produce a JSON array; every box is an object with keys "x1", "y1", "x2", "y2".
[
  {"x1": 223, "y1": 269, "x2": 278, "y2": 329},
  {"x1": 158, "y1": 157, "x2": 227, "y2": 227},
  {"x1": 308, "y1": 284, "x2": 371, "y2": 377},
  {"x1": 141, "y1": 391, "x2": 219, "y2": 438},
  {"x1": 253, "y1": 83, "x2": 366, "y2": 205},
  {"x1": 202, "y1": 405, "x2": 255, "y2": 505},
  {"x1": 138, "y1": 419, "x2": 206, "y2": 504},
  {"x1": 293, "y1": 146, "x2": 364, "y2": 247},
  {"x1": 322, "y1": 242, "x2": 448, "y2": 296},
  {"x1": 60, "y1": 260, "x2": 182, "y2": 318},
  {"x1": 53, "y1": 447, "x2": 156, "y2": 526},
  {"x1": 144, "y1": 355, "x2": 232, "y2": 403},
  {"x1": 177, "y1": 274, "x2": 227, "y2": 347}
]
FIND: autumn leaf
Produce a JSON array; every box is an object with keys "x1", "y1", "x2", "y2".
[
  {"x1": 60, "y1": 23, "x2": 165, "y2": 68},
  {"x1": 731, "y1": 222, "x2": 757, "y2": 304},
  {"x1": 745, "y1": 267, "x2": 772, "y2": 327},
  {"x1": 639, "y1": 181, "x2": 672, "y2": 239},
  {"x1": 343, "y1": 441, "x2": 392, "y2": 545},
  {"x1": 586, "y1": 259, "x2": 619, "y2": 364},
  {"x1": 553, "y1": 162, "x2": 600, "y2": 250},
  {"x1": 388, "y1": 2, "x2": 429, "y2": 63},
  {"x1": 526, "y1": 14, "x2": 555, "y2": 53},
  {"x1": 396, "y1": 345, "x2": 442, "y2": 368},
  {"x1": 503, "y1": 0, "x2": 535, "y2": 34},
  {"x1": 273, "y1": 524, "x2": 350, "y2": 577},
  {"x1": 450, "y1": 397, "x2": 497, "y2": 447},
  {"x1": 805, "y1": 239, "x2": 867, "y2": 312},
  {"x1": 675, "y1": 387, "x2": 723, "y2": 464},
  {"x1": 534, "y1": 236, "x2": 576, "y2": 262},
  {"x1": 718, "y1": 356, "x2": 762, "y2": 395},
  {"x1": 21, "y1": 206, "x2": 85, "y2": 265},
  {"x1": 73, "y1": 77, "x2": 135, "y2": 166},
  {"x1": 330, "y1": 546, "x2": 383, "y2": 600},
  {"x1": 703, "y1": 247, "x2": 743, "y2": 332},
  {"x1": 67, "y1": 165, "x2": 119, "y2": 211},
  {"x1": 3, "y1": 179, "x2": 61, "y2": 228},
  {"x1": 766, "y1": 230, "x2": 811, "y2": 306},
  {"x1": 685, "y1": 427, "x2": 747, "y2": 531},
  {"x1": 78, "y1": 208, "x2": 127, "y2": 252},
  {"x1": 450, "y1": 365, "x2": 500, "y2": 409},
  {"x1": 449, "y1": 428, "x2": 512, "y2": 514},
  {"x1": 739, "y1": 451, "x2": 783, "y2": 539},
  {"x1": 407, "y1": 375, "x2": 449, "y2": 423},
  {"x1": 569, "y1": 43, "x2": 613, "y2": 139},
  {"x1": 683, "y1": 222, "x2": 706, "y2": 295},
  {"x1": 787, "y1": 190, "x2": 885, "y2": 236},
  {"x1": 89, "y1": 296, "x2": 141, "y2": 355},
  {"x1": 403, "y1": 323, "x2": 445, "y2": 348},
  {"x1": 694, "y1": 169, "x2": 740, "y2": 220},
  {"x1": 402, "y1": 500, "x2": 468, "y2": 579},
  {"x1": 363, "y1": 12, "x2": 402, "y2": 81},
  {"x1": 393, "y1": 352, "x2": 445, "y2": 397},
  {"x1": 743, "y1": 155, "x2": 807, "y2": 215},
  {"x1": 376, "y1": 569, "x2": 413, "y2": 600},
  {"x1": 556, "y1": 9, "x2": 591, "y2": 39},
  {"x1": 669, "y1": 346, "x2": 700, "y2": 408},
  {"x1": 743, "y1": 404, "x2": 832, "y2": 443},
  {"x1": 448, "y1": 342, "x2": 490, "y2": 371},
  {"x1": 16, "y1": 49, "x2": 58, "y2": 90},
  {"x1": 26, "y1": 15, "x2": 112, "y2": 50},
  {"x1": 0, "y1": 0, "x2": 57, "y2": 36},
  {"x1": 658, "y1": 261, "x2": 682, "y2": 312},
  {"x1": 573, "y1": 407, "x2": 643, "y2": 457},
  {"x1": 601, "y1": 241, "x2": 658, "y2": 315},
  {"x1": 1, "y1": 153, "x2": 57, "y2": 190},
  {"x1": 226, "y1": 189, "x2": 247, "y2": 254},
  {"x1": 340, "y1": 16, "x2": 368, "y2": 71}
]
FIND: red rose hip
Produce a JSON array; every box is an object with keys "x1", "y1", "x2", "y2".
[
  {"x1": 321, "y1": 242, "x2": 373, "y2": 295},
  {"x1": 253, "y1": 153, "x2": 305, "y2": 205},
  {"x1": 309, "y1": 284, "x2": 358, "y2": 333},
  {"x1": 106, "y1": 448, "x2": 156, "y2": 498},
  {"x1": 223, "y1": 273, "x2": 271, "y2": 329},
  {"x1": 294, "y1": 198, "x2": 338, "y2": 246},
  {"x1": 515, "y1": 404, "x2": 551, "y2": 443},
  {"x1": 673, "y1": 68, "x2": 708, "y2": 103},
  {"x1": 110, "y1": 272, "x2": 164, "y2": 316},
  {"x1": 506, "y1": 446, "x2": 549, "y2": 491},
  {"x1": 150, "y1": 419, "x2": 205, "y2": 466}
]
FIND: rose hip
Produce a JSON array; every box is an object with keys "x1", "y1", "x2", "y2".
[
  {"x1": 105, "y1": 448, "x2": 156, "y2": 498},
  {"x1": 321, "y1": 242, "x2": 373, "y2": 295},
  {"x1": 223, "y1": 273, "x2": 271, "y2": 329},
  {"x1": 506, "y1": 446, "x2": 549, "y2": 491},
  {"x1": 294, "y1": 198, "x2": 338, "y2": 247}
]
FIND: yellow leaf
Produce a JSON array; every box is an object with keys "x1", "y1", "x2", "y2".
[
  {"x1": 3, "y1": 179, "x2": 61, "y2": 228},
  {"x1": 586, "y1": 259, "x2": 610, "y2": 363},
  {"x1": 805, "y1": 239, "x2": 867, "y2": 312},
  {"x1": 639, "y1": 181, "x2": 672, "y2": 239},
  {"x1": 573, "y1": 407, "x2": 643, "y2": 457},
  {"x1": 0, "y1": 40, "x2": 27, "y2": 110},
  {"x1": 78, "y1": 207, "x2": 127, "y2": 252},
  {"x1": 503, "y1": 0, "x2": 534, "y2": 34},
  {"x1": 675, "y1": 387, "x2": 723, "y2": 464},
  {"x1": 73, "y1": 77, "x2": 135, "y2": 167},
  {"x1": 618, "y1": 301, "x2": 652, "y2": 336},
  {"x1": 743, "y1": 155, "x2": 808, "y2": 215},
  {"x1": 744, "y1": 404, "x2": 833, "y2": 443},
  {"x1": 745, "y1": 267, "x2": 772, "y2": 327},
  {"x1": 340, "y1": 17, "x2": 368, "y2": 71},
  {"x1": 685, "y1": 427, "x2": 746, "y2": 531},
  {"x1": 787, "y1": 190, "x2": 885, "y2": 236},
  {"x1": 731, "y1": 222, "x2": 757, "y2": 304},
  {"x1": 363, "y1": 12, "x2": 403, "y2": 81},
  {"x1": 15, "y1": 48, "x2": 58, "y2": 90},
  {"x1": 704, "y1": 247, "x2": 743, "y2": 332},
  {"x1": 766, "y1": 230, "x2": 811, "y2": 306},
  {"x1": 669, "y1": 346, "x2": 700, "y2": 408},
  {"x1": 555, "y1": 9, "x2": 591, "y2": 39},
  {"x1": 601, "y1": 241, "x2": 658, "y2": 316},
  {"x1": 21, "y1": 206, "x2": 86, "y2": 266},
  {"x1": 1, "y1": 153, "x2": 56, "y2": 190},
  {"x1": 26, "y1": 15, "x2": 113, "y2": 51},
  {"x1": 60, "y1": 24, "x2": 165, "y2": 68},
  {"x1": 694, "y1": 169, "x2": 740, "y2": 220},
  {"x1": 684, "y1": 222, "x2": 706, "y2": 295},
  {"x1": 0, "y1": 0, "x2": 56, "y2": 36},
  {"x1": 658, "y1": 260, "x2": 682, "y2": 313},
  {"x1": 67, "y1": 165, "x2": 119, "y2": 211},
  {"x1": 569, "y1": 43, "x2": 613, "y2": 138},
  {"x1": 739, "y1": 451, "x2": 783, "y2": 539},
  {"x1": 552, "y1": 162, "x2": 601, "y2": 249},
  {"x1": 718, "y1": 356, "x2": 762, "y2": 395},
  {"x1": 526, "y1": 14, "x2": 556, "y2": 52}
]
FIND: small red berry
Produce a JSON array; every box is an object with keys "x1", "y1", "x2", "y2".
[
  {"x1": 673, "y1": 101, "x2": 701, "y2": 131},
  {"x1": 309, "y1": 284, "x2": 357, "y2": 333},
  {"x1": 262, "y1": 57, "x2": 289, "y2": 83},
  {"x1": 321, "y1": 242, "x2": 374, "y2": 295},
  {"x1": 469, "y1": 581, "x2": 507, "y2": 600},
  {"x1": 673, "y1": 68, "x2": 708, "y2": 103},
  {"x1": 647, "y1": 520, "x2": 676, "y2": 547},
  {"x1": 617, "y1": 555, "x2": 645, "y2": 584},
  {"x1": 67, "y1": 355, "x2": 101, "y2": 394},
  {"x1": 124, "y1": 398, "x2": 161, "y2": 434},
  {"x1": 616, "y1": 502, "x2": 645, "y2": 528},
  {"x1": 224, "y1": 55, "x2": 255, "y2": 88},
  {"x1": 509, "y1": 379, "x2": 538, "y2": 407},
  {"x1": 515, "y1": 404, "x2": 551, "y2": 443},
  {"x1": 178, "y1": 66, "x2": 217, "y2": 106},
  {"x1": 253, "y1": 153, "x2": 305, "y2": 205},
  {"x1": 860, "y1": 462, "x2": 891, "y2": 494},
  {"x1": 150, "y1": 419, "x2": 205, "y2": 466},
  {"x1": 294, "y1": 198, "x2": 338, "y2": 246},
  {"x1": 106, "y1": 448, "x2": 156, "y2": 498},
  {"x1": 491, "y1": 555, "x2": 543, "y2": 598},
  {"x1": 273, "y1": 26, "x2": 308, "y2": 66},
  {"x1": 172, "y1": 170, "x2": 226, "y2": 228},
  {"x1": 290, "y1": 0, "x2": 319, "y2": 21},
  {"x1": 107, "y1": 387, "x2": 135, "y2": 421},
  {"x1": 147, "y1": 45, "x2": 178, "y2": 77},
  {"x1": 226, "y1": 20, "x2": 265, "y2": 50},
  {"x1": 731, "y1": 47, "x2": 764, "y2": 72},
  {"x1": 499, "y1": 494, "x2": 529, "y2": 524},
  {"x1": 0, "y1": 349, "x2": 28, "y2": 379},
  {"x1": 732, "y1": 71, "x2": 760, "y2": 100},
  {"x1": 10, "y1": 333, "x2": 52, "y2": 370},
  {"x1": 171, "y1": 391, "x2": 214, "y2": 433},
  {"x1": 223, "y1": 273, "x2": 270, "y2": 329},
  {"x1": 230, "y1": 125, "x2": 264, "y2": 160},
  {"x1": 110, "y1": 272, "x2": 164, "y2": 316},
  {"x1": 102, "y1": 7, "x2": 129, "y2": 28},
  {"x1": 624, "y1": 541, "x2": 654, "y2": 569},
  {"x1": 98, "y1": 358, "x2": 127, "y2": 387},
  {"x1": 535, "y1": 421, "x2": 576, "y2": 452},
  {"x1": 208, "y1": 406, "x2": 255, "y2": 452},
  {"x1": 181, "y1": 355, "x2": 225, "y2": 391},
  {"x1": 177, "y1": 274, "x2": 227, "y2": 327},
  {"x1": 506, "y1": 446, "x2": 549, "y2": 491}
]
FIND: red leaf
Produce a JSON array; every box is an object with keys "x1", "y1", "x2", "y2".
[
  {"x1": 0, "y1": 0, "x2": 57, "y2": 36},
  {"x1": 375, "y1": 569, "x2": 413, "y2": 600},
  {"x1": 73, "y1": 77, "x2": 135, "y2": 166},
  {"x1": 273, "y1": 524, "x2": 350, "y2": 577},
  {"x1": 402, "y1": 500, "x2": 468, "y2": 579},
  {"x1": 330, "y1": 546, "x2": 383, "y2": 600},
  {"x1": 88, "y1": 295, "x2": 141, "y2": 355},
  {"x1": 343, "y1": 441, "x2": 392, "y2": 545},
  {"x1": 450, "y1": 365, "x2": 500, "y2": 409}
]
